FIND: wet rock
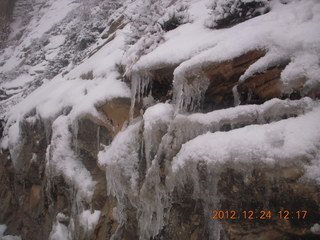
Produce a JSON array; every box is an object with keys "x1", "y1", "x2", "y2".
[
  {"x1": 202, "y1": 50, "x2": 267, "y2": 111},
  {"x1": 238, "y1": 65, "x2": 285, "y2": 105}
]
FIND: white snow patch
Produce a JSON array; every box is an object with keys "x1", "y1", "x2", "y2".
[
  {"x1": 49, "y1": 220, "x2": 71, "y2": 240},
  {"x1": 0, "y1": 225, "x2": 21, "y2": 240},
  {"x1": 79, "y1": 210, "x2": 101, "y2": 233},
  {"x1": 45, "y1": 35, "x2": 66, "y2": 50},
  {"x1": 143, "y1": 103, "x2": 174, "y2": 131},
  {"x1": 2, "y1": 75, "x2": 34, "y2": 89},
  {"x1": 47, "y1": 116, "x2": 96, "y2": 201}
]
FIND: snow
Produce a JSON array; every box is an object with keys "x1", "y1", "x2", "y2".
[
  {"x1": 0, "y1": 225, "x2": 6, "y2": 237},
  {"x1": 5, "y1": 31, "x2": 131, "y2": 130},
  {"x1": 171, "y1": 105, "x2": 320, "y2": 173},
  {"x1": 49, "y1": 219, "x2": 71, "y2": 240},
  {"x1": 19, "y1": 0, "x2": 78, "y2": 47},
  {"x1": 0, "y1": 1, "x2": 320, "y2": 238},
  {"x1": 143, "y1": 103, "x2": 174, "y2": 131},
  {"x1": 156, "y1": 97, "x2": 315, "y2": 165},
  {"x1": 7, "y1": 120, "x2": 23, "y2": 170},
  {"x1": 1, "y1": 74, "x2": 34, "y2": 89},
  {"x1": 130, "y1": 0, "x2": 320, "y2": 111},
  {"x1": 239, "y1": 47, "x2": 288, "y2": 82},
  {"x1": 179, "y1": 97, "x2": 314, "y2": 126},
  {"x1": 46, "y1": 115, "x2": 96, "y2": 201},
  {"x1": 132, "y1": 0, "x2": 210, "y2": 71},
  {"x1": 1, "y1": 0, "x2": 79, "y2": 73},
  {"x1": 143, "y1": 103, "x2": 174, "y2": 169},
  {"x1": 98, "y1": 121, "x2": 142, "y2": 198},
  {"x1": 45, "y1": 35, "x2": 66, "y2": 50},
  {"x1": 79, "y1": 210, "x2": 101, "y2": 233},
  {"x1": 0, "y1": 225, "x2": 21, "y2": 240}
]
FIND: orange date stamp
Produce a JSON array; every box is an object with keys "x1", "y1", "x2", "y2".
[{"x1": 212, "y1": 210, "x2": 308, "y2": 220}]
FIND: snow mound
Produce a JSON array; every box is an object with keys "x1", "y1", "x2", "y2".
[{"x1": 171, "y1": 105, "x2": 320, "y2": 174}]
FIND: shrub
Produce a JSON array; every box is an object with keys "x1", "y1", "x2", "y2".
[
  {"x1": 205, "y1": 0, "x2": 271, "y2": 29},
  {"x1": 159, "y1": 4, "x2": 191, "y2": 32}
]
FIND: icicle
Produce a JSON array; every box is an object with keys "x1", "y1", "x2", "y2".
[
  {"x1": 130, "y1": 71, "x2": 152, "y2": 121},
  {"x1": 173, "y1": 73, "x2": 209, "y2": 113},
  {"x1": 138, "y1": 161, "x2": 170, "y2": 240},
  {"x1": 232, "y1": 84, "x2": 241, "y2": 106}
]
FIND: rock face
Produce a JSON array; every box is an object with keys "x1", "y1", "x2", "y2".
[
  {"x1": 0, "y1": 0, "x2": 15, "y2": 45},
  {"x1": 1, "y1": 48, "x2": 319, "y2": 240}
]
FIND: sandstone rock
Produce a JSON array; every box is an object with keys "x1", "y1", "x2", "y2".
[
  {"x1": 238, "y1": 66, "x2": 285, "y2": 105},
  {"x1": 97, "y1": 97, "x2": 133, "y2": 135},
  {"x1": 29, "y1": 185, "x2": 41, "y2": 209}
]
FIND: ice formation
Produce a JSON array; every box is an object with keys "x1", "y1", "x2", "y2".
[
  {"x1": 98, "y1": 121, "x2": 142, "y2": 199},
  {"x1": 46, "y1": 115, "x2": 96, "y2": 201}
]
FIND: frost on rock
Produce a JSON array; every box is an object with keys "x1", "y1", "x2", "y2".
[
  {"x1": 1, "y1": 0, "x2": 320, "y2": 239},
  {"x1": 46, "y1": 115, "x2": 96, "y2": 201},
  {"x1": 173, "y1": 70, "x2": 210, "y2": 113},
  {"x1": 143, "y1": 103, "x2": 174, "y2": 169},
  {"x1": 98, "y1": 121, "x2": 142, "y2": 200}
]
